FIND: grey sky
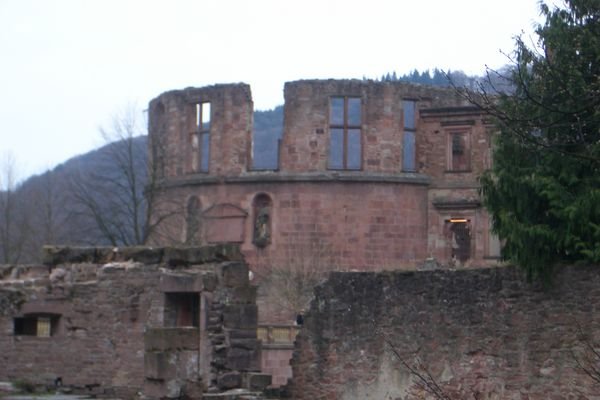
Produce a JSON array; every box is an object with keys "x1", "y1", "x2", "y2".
[{"x1": 0, "y1": 0, "x2": 542, "y2": 180}]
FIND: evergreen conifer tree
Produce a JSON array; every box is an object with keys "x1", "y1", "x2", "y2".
[{"x1": 480, "y1": 0, "x2": 600, "y2": 280}]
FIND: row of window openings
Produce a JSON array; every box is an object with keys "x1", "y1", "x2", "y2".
[{"x1": 189, "y1": 99, "x2": 469, "y2": 173}]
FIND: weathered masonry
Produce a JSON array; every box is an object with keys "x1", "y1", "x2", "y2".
[
  {"x1": 3, "y1": 247, "x2": 599, "y2": 399},
  {"x1": 148, "y1": 80, "x2": 500, "y2": 274},
  {"x1": 289, "y1": 265, "x2": 600, "y2": 399},
  {"x1": 0, "y1": 246, "x2": 271, "y2": 399}
]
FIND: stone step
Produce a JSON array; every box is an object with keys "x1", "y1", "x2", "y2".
[{"x1": 203, "y1": 388, "x2": 265, "y2": 400}]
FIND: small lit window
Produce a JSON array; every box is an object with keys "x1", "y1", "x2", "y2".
[
  {"x1": 37, "y1": 317, "x2": 51, "y2": 338},
  {"x1": 191, "y1": 102, "x2": 211, "y2": 173},
  {"x1": 402, "y1": 100, "x2": 416, "y2": 171},
  {"x1": 329, "y1": 97, "x2": 362, "y2": 170},
  {"x1": 14, "y1": 314, "x2": 59, "y2": 337},
  {"x1": 448, "y1": 131, "x2": 471, "y2": 171}
]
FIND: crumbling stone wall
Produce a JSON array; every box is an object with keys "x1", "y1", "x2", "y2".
[
  {"x1": 0, "y1": 245, "x2": 266, "y2": 399},
  {"x1": 149, "y1": 84, "x2": 253, "y2": 178},
  {"x1": 289, "y1": 265, "x2": 600, "y2": 399}
]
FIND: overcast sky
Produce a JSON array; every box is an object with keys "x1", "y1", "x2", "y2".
[{"x1": 0, "y1": 0, "x2": 543, "y2": 180}]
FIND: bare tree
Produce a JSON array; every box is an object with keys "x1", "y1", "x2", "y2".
[
  {"x1": 17, "y1": 169, "x2": 73, "y2": 262},
  {"x1": 0, "y1": 154, "x2": 29, "y2": 263},
  {"x1": 571, "y1": 322, "x2": 600, "y2": 390},
  {"x1": 381, "y1": 333, "x2": 453, "y2": 400},
  {"x1": 257, "y1": 237, "x2": 337, "y2": 319},
  {"x1": 68, "y1": 105, "x2": 180, "y2": 246}
]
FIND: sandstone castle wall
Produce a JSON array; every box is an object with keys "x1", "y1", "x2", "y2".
[
  {"x1": 0, "y1": 245, "x2": 267, "y2": 399},
  {"x1": 148, "y1": 80, "x2": 499, "y2": 292},
  {"x1": 289, "y1": 265, "x2": 600, "y2": 399}
]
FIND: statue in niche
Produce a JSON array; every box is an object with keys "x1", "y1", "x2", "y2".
[{"x1": 253, "y1": 206, "x2": 270, "y2": 248}]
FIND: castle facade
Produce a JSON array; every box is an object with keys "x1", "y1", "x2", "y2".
[{"x1": 148, "y1": 80, "x2": 500, "y2": 271}]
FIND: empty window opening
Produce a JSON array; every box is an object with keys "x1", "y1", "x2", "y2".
[
  {"x1": 164, "y1": 293, "x2": 200, "y2": 328},
  {"x1": 448, "y1": 219, "x2": 471, "y2": 262},
  {"x1": 185, "y1": 197, "x2": 202, "y2": 245},
  {"x1": 403, "y1": 100, "x2": 417, "y2": 171},
  {"x1": 448, "y1": 131, "x2": 471, "y2": 171},
  {"x1": 191, "y1": 102, "x2": 211, "y2": 173},
  {"x1": 14, "y1": 314, "x2": 60, "y2": 337},
  {"x1": 329, "y1": 97, "x2": 362, "y2": 170},
  {"x1": 252, "y1": 106, "x2": 283, "y2": 170},
  {"x1": 150, "y1": 102, "x2": 167, "y2": 178},
  {"x1": 253, "y1": 193, "x2": 273, "y2": 248}
]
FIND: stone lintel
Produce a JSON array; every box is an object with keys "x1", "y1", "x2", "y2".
[{"x1": 144, "y1": 327, "x2": 200, "y2": 351}]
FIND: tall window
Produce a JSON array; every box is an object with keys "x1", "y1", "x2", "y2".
[
  {"x1": 191, "y1": 102, "x2": 211, "y2": 173},
  {"x1": 448, "y1": 131, "x2": 471, "y2": 171},
  {"x1": 253, "y1": 193, "x2": 272, "y2": 248},
  {"x1": 329, "y1": 97, "x2": 361, "y2": 170},
  {"x1": 402, "y1": 100, "x2": 416, "y2": 171}
]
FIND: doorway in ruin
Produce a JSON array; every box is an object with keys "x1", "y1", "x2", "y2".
[
  {"x1": 449, "y1": 219, "x2": 471, "y2": 262},
  {"x1": 164, "y1": 293, "x2": 200, "y2": 327}
]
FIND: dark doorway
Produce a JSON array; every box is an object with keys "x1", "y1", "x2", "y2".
[
  {"x1": 164, "y1": 293, "x2": 200, "y2": 328},
  {"x1": 450, "y1": 220, "x2": 471, "y2": 262}
]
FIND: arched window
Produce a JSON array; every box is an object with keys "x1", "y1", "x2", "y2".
[
  {"x1": 253, "y1": 194, "x2": 273, "y2": 248},
  {"x1": 185, "y1": 197, "x2": 202, "y2": 245}
]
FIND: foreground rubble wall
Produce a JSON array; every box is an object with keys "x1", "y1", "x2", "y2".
[
  {"x1": 0, "y1": 245, "x2": 265, "y2": 399},
  {"x1": 289, "y1": 265, "x2": 600, "y2": 399}
]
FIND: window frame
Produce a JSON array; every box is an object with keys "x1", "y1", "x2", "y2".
[
  {"x1": 328, "y1": 96, "x2": 362, "y2": 170},
  {"x1": 191, "y1": 102, "x2": 211, "y2": 173},
  {"x1": 402, "y1": 99, "x2": 417, "y2": 172},
  {"x1": 13, "y1": 314, "x2": 60, "y2": 337},
  {"x1": 446, "y1": 130, "x2": 471, "y2": 172}
]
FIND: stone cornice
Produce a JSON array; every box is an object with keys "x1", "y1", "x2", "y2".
[{"x1": 157, "y1": 171, "x2": 432, "y2": 189}]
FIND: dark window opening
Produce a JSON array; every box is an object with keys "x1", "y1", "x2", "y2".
[
  {"x1": 253, "y1": 194, "x2": 273, "y2": 248},
  {"x1": 329, "y1": 97, "x2": 362, "y2": 170},
  {"x1": 191, "y1": 102, "x2": 211, "y2": 173},
  {"x1": 403, "y1": 100, "x2": 416, "y2": 171},
  {"x1": 448, "y1": 131, "x2": 470, "y2": 171},
  {"x1": 14, "y1": 314, "x2": 59, "y2": 337},
  {"x1": 164, "y1": 293, "x2": 200, "y2": 328},
  {"x1": 252, "y1": 106, "x2": 284, "y2": 170},
  {"x1": 449, "y1": 219, "x2": 471, "y2": 262}
]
